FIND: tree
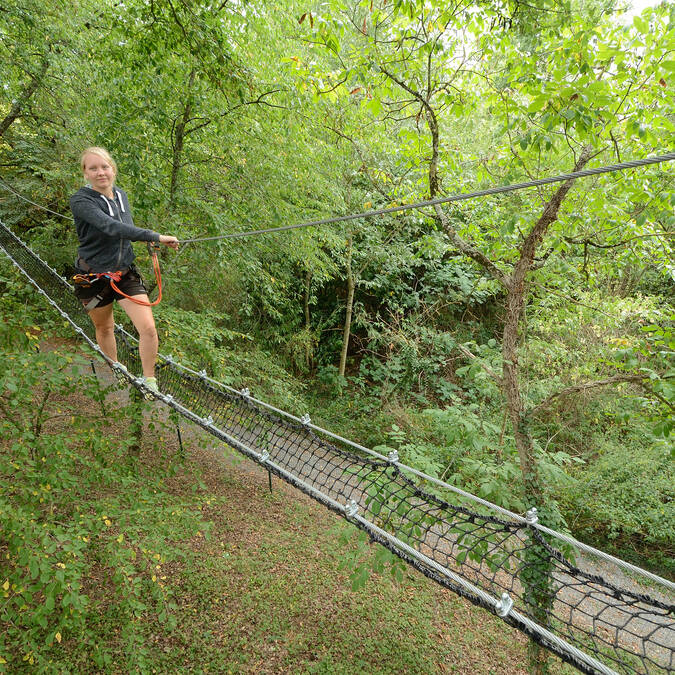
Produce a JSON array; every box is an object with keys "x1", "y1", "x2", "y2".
[{"x1": 296, "y1": 3, "x2": 673, "y2": 670}]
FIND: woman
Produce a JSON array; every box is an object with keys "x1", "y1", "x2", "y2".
[{"x1": 70, "y1": 146, "x2": 179, "y2": 394}]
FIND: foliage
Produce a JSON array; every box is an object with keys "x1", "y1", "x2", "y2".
[
  {"x1": 0, "y1": 341, "x2": 211, "y2": 670},
  {"x1": 0, "y1": 0, "x2": 673, "y2": 611}
]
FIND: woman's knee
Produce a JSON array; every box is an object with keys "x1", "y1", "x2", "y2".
[
  {"x1": 96, "y1": 323, "x2": 115, "y2": 338},
  {"x1": 89, "y1": 306, "x2": 114, "y2": 334},
  {"x1": 137, "y1": 321, "x2": 158, "y2": 341}
]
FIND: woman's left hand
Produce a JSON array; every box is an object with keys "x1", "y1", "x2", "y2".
[{"x1": 159, "y1": 235, "x2": 180, "y2": 250}]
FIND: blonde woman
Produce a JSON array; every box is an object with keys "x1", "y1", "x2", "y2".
[{"x1": 70, "y1": 147, "x2": 179, "y2": 393}]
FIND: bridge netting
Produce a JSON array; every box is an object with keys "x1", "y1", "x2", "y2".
[{"x1": 0, "y1": 219, "x2": 673, "y2": 675}]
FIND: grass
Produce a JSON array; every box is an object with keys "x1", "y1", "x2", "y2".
[
  {"x1": 56, "y1": 427, "x2": 573, "y2": 674},
  {"x1": 0, "y1": 345, "x2": 576, "y2": 674}
]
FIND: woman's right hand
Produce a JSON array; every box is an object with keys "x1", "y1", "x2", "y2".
[{"x1": 159, "y1": 235, "x2": 179, "y2": 250}]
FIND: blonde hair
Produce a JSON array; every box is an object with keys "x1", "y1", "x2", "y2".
[{"x1": 80, "y1": 146, "x2": 117, "y2": 176}]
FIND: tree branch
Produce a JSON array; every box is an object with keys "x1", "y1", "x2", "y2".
[
  {"x1": 528, "y1": 373, "x2": 673, "y2": 419},
  {"x1": 453, "y1": 343, "x2": 503, "y2": 385},
  {"x1": 432, "y1": 203, "x2": 508, "y2": 285}
]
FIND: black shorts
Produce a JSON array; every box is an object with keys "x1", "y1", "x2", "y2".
[{"x1": 73, "y1": 267, "x2": 148, "y2": 309}]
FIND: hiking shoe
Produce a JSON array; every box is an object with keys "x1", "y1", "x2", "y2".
[{"x1": 142, "y1": 376, "x2": 159, "y2": 400}]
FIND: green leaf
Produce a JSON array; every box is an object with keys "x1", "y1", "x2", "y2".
[{"x1": 633, "y1": 15, "x2": 649, "y2": 33}]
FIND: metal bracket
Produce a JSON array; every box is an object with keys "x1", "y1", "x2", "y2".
[
  {"x1": 204, "y1": 416, "x2": 214, "y2": 427},
  {"x1": 300, "y1": 413, "x2": 311, "y2": 425},
  {"x1": 258, "y1": 450, "x2": 270, "y2": 463},
  {"x1": 388, "y1": 450, "x2": 399, "y2": 463},
  {"x1": 240, "y1": 388, "x2": 250, "y2": 398},
  {"x1": 163, "y1": 394, "x2": 174, "y2": 404},
  {"x1": 164, "y1": 354, "x2": 175, "y2": 364},
  {"x1": 198, "y1": 369, "x2": 207, "y2": 379},
  {"x1": 526, "y1": 507, "x2": 539, "y2": 525},
  {"x1": 344, "y1": 499, "x2": 358, "y2": 517},
  {"x1": 495, "y1": 592, "x2": 513, "y2": 618}
]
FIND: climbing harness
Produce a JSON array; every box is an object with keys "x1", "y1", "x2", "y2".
[{"x1": 72, "y1": 242, "x2": 163, "y2": 309}]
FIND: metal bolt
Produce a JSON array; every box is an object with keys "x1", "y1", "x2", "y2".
[
  {"x1": 388, "y1": 450, "x2": 399, "y2": 463},
  {"x1": 300, "y1": 413, "x2": 311, "y2": 425},
  {"x1": 344, "y1": 499, "x2": 358, "y2": 517},
  {"x1": 526, "y1": 507, "x2": 539, "y2": 525},
  {"x1": 495, "y1": 592, "x2": 513, "y2": 618}
]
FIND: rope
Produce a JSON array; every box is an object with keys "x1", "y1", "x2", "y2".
[
  {"x1": 1, "y1": 219, "x2": 673, "y2": 675},
  {"x1": 2, "y1": 153, "x2": 674, "y2": 244},
  {"x1": 109, "y1": 244, "x2": 162, "y2": 306},
  {"x1": 177, "y1": 152, "x2": 675, "y2": 243},
  {"x1": 0, "y1": 175, "x2": 73, "y2": 220}
]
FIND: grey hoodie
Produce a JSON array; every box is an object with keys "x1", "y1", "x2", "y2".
[{"x1": 70, "y1": 185, "x2": 159, "y2": 273}]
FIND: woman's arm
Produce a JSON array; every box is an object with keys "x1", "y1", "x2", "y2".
[{"x1": 70, "y1": 193, "x2": 159, "y2": 242}]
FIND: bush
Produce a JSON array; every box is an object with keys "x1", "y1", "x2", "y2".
[{"x1": 0, "y1": 345, "x2": 209, "y2": 669}]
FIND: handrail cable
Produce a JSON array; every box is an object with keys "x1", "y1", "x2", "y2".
[
  {"x1": 168, "y1": 358, "x2": 674, "y2": 589},
  {"x1": 2, "y1": 153, "x2": 674, "y2": 243}
]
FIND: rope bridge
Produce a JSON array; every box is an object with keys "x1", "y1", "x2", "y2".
[{"x1": 0, "y1": 220, "x2": 673, "y2": 675}]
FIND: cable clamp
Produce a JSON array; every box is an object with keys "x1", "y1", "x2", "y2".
[
  {"x1": 258, "y1": 450, "x2": 269, "y2": 463},
  {"x1": 240, "y1": 388, "x2": 250, "y2": 398},
  {"x1": 204, "y1": 416, "x2": 214, "y2": 427},
  {"x1": 526, "y1": 507, "x2": 539, "y2": 525},
  {"x1": 495, "y1": 592, "x2": 513, "y2": 618},
  {"x1": 300, "y1": 413, "x2": 311, "y2": 425},
  {"x1": 344, "y1": 499, "x2": 359, "y2": 517},
  {"x1": 165, "y1": 354, "x2": 174, "y2": 364},
  {"x1": 164, "y1": 394, "x2": 174, "y2": 404},
  {"x1": 199, "y1": 369, "x2": 207, "y2": 379},
  {"x1": 388, "y1": 450, "x2": 399, "y2": 463}
]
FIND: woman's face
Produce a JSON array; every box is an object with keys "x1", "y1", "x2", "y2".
[{"x1": 82, "y1": 153, "x2": 116, "y2": 194}]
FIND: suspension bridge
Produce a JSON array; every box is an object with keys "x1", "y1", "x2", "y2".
[{"x1": 1, "y1": 155, "x2": 674, "y2": 675}]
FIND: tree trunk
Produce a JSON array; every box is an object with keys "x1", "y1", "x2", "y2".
[
  {"x1": 338, "y1": 234, "x2": 354, "y2": 379},
  {"x1": 304, "y1": 268, "x2": 313, "y2": 371},
  {"x1": 503, "y1": 145, "x2": 594, "y2": 499},
  {"x1": 0, "y1": 58, "x2": 49, "y2": 139},
  {"x1": 169, "y1": 69, "x2": 196, "y2": 207}
]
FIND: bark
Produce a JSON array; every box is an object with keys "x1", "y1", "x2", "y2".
[
  {"x1": 169, "y1": 69, "x2": 196, "y2": 207},
  {"x1": 379, "y1": 66, "x2": 441, "y2": 197},
  {"x1": 338, "y1": 234, "x2": 355, "y2": 379},
  {"x1": 501, "y1": 145, "x2": 594, "y2": 499},
  {"x1": 0, "y1": 58, "x2": 49, "y2": 139},
  {"x1": 303, "y1": 268, "x2": 313, "y2": 371}
]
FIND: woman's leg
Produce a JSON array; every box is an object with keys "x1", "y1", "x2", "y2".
[
  {"x1": 118, "y1": 296, "x2": 158, "y2": 378},
  {"x1": 88, "y1": 303, "x2": 117, "y2": 361}
]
